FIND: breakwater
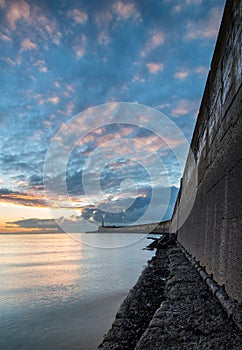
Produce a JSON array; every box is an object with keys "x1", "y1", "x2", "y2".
[
  {"x1": 170, "y1": 0, "x2": 242, "y2": 303},
  {"x1": 97, "y1": 220, "x2": 171, "y2": 234}
]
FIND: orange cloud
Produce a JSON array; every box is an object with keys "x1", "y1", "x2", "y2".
[{"x1": 0, "y1": 191, "x2": 46, "y2": 207}]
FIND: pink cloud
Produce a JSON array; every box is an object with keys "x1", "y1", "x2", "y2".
[
  {"x1": 113, "y1": 1, "x2": 140, "y2": 21},
  {"x1": 174, "y1": 70, "x2": 189, "y2": 79},
  {"x1": 40, "y1": 66, "x2": 48, "y2": 73},
  {"x1": 6, "y1": 0, "x2": 30, "y2": 30},
  {"x1": 66, "y1": 84, "x2": 75, "y2": 93},
  {"x1": 185, "y1": 7, "x2": 223, "y2": 40},
  {"x1": 33, "y1": 60, "x2": 48, "y2": 73},
  {"x1": 150, "y1": 31, "x2": 165, "y2": 47},
  {"x1": 141, "y1": 30, "x2": 165, "y2": 57},
  {"x1": 68, "y1": 9, "x2": 88, "y2": 25},
  {"x1": 171, "y1": 99, "x2": 198, "y2": 118},
  {"x1": 146, "y1": 62, "x2": 164, "y2": 74},
  {"x1": 20, "y1": 38, "x2": 37, "y2": 52},
  {"x1": 44, "y1": 22, "x2": 62, "y2": 45},
  {"x1": 48, "y1": 96, "x2": 59, "y2": 105},
  {"x1": 36, "y1": 94, "x2": 59, "y2": 105}
]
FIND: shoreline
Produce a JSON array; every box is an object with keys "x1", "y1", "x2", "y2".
[{"x1": 98, "y1": 239, "x2": 242, "y2": 349}]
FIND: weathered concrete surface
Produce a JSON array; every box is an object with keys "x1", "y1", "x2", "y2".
[
  {"x1": 98, "y1": 244, "x2": 242, "y2": 349},
  {"x1": 135, "y1": 246, "x2": 242, "y2": 350},
  {"x1": 170, "y1": 0, "x2": 242, "y2": 303}
]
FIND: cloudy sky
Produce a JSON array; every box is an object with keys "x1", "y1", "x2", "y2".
[{"x1": 0, "y1": 0, "x2": 225, "y2": 233}]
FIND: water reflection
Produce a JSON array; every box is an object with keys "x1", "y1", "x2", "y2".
[{"x1": 0, "y1": 233, "x2": 154, "y2": 349}]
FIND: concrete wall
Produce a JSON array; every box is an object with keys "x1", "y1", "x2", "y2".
[{"x1": 171, "y1": 0, "x2": 242, "y2": 303}]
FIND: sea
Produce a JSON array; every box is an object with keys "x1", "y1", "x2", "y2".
[{"x1": 0, "y1": 232, "x2": 155, "y2": 350}]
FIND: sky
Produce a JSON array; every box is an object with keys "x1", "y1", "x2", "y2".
[{"x1": 0, "y1": 0, "x2": 225, "y2": 233}]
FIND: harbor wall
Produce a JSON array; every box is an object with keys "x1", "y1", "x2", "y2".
[{"x1": 170, "y1": 0, "x2": 242, "y2": 303}]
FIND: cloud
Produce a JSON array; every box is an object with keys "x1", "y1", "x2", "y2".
[
  {"x1": 186, "y1": 0, "x2": 202, "y2": 4},
  {"x1": 171, "y1": 99, "x2": 198, "y2": 117},
  {"x1": 68, "y1": 9, "x2": 88, "y2": 25},
  {"x1": 0, "y1": 188, "x2": 46, "y2": 207},
  {"x1": 174, "y1": 70, "x2": 189, "y2": 79},
  {"x1": 150, "y1": 31, "x2": 165, "y2": 47},
  {"x1": 2, "y1": 57, "x2": 16, "y2": 66},
  {"x1": 195, "y1": 66, "x2": 207, "y2": 75},
  {"x1": 146, "y1": 62, "x2": 164, "y2": 74},
  {"x1": 8, "y1": 218, "x2": 63, "y2": 232},
  {"x1": 37, "y1": 62, "x2": 48, "y2": 73},
  {"x1": 185, "y1": 7, "x2": 223, "y2": 40},
  {"x1": 0, "y1": 32, "x2": 11, "y2": 42},
  {"x1": 131, "y1": 74, "x2": 145, "y2": 83},
  {"x1": 141, "y1": 30, "x2": 165, "y2": 56},
  {"x1": 36, "y1": 94, "x2": 59, "y2": 105},
  {"x1": 94, "y1": 11, "x2": 113, "y2": 28},
  {"x1": 6, "y1": 0, "x2": 30, "y2": 30},
  {"x1": 113, "y1": 1, "x2": 141, "y2": 21},
  {"x1": 48, "y1": 96, "x2": 59, "y2": 105},
  {"x1": 65, "y1": 102, "x2": 75, "y2": 116},
  {"x1": 173, "y1": 4, "x2": 181, "y2": 13},
  {"x1": 72, "y1": 35, "x2": 87, "y2": 58},
  {"x1": 20, "y1": 38, "x2": 37, "y2": 52},
  {"x1": 81, "y1": 186, "x2": 179, "y2": 225},
  {"x1": 98, "y1": 32, "x2": 111, "y2": 46}
]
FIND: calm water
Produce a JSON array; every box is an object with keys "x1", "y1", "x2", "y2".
[{"x1": 0, "y1": 233, "x2": 154, "y2": 350}]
